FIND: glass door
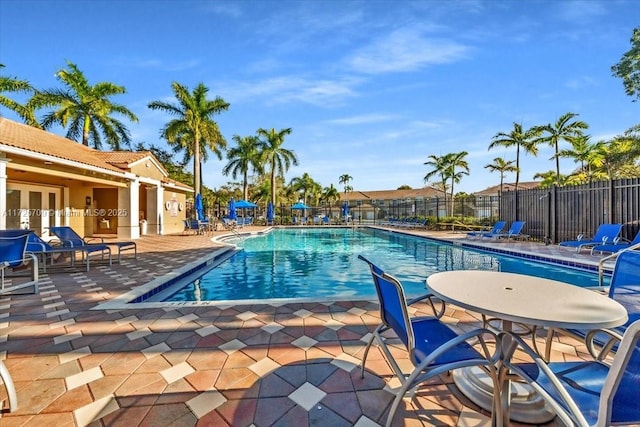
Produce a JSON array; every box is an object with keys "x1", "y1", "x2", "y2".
[{"x1": 5, "y1": 183, "x2": 61, "y2": 235}]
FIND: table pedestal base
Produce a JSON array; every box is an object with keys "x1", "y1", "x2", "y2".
[{"x1": 453, "y1": 367, "x2": 556, "y2": 424}]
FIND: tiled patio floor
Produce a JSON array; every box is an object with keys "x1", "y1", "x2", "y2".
[{"x1": 0, "y1": 227, "x2": 607, "y2": 426}]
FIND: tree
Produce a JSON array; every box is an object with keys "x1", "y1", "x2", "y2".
[
  {"x1": 600, "y1": 134, "x2": 640, "y2": 179},
  {"x1": 321, "y1": 184, "x2": 340, "y2": 216},
  {"x1": 223, "y1": 135, "x2": 263, "y2": 201},
  {"x1": 445, "y1": 151, "x2": 469, "y2": 215},
  {"x1": 30, "y1": 61, "x2": 138, "y2": 149},
  {"x1": 290, "y1": 172, "x2": 320, "y2": 205},
  {"x1": 535, "y1": 112, "x2": 589, "y2": 186},
  {"x1": 256, "y1": 127, "x2": 297, "y2": 206},
  {"x1": 424, "y1": 154, "x2": 450, "y2": 214},
  {"x1": 488, "y1": 122, "x2": 541, "y2": 191},
  {"x1": 338, "y1": 174, "x2": 353, "y2": 194},
  {"x1": 148, "y1": 82, "x2": 229, "y2": 195},
  {"x1": 612, "y1": 27, "x2": 640, "y2": 102},
  {"x1": 557, "y1": 135, "x2": 606, "y2": 183},
  {"x1": 484, "y1": 157, "x2": 517, "y2": 194},
  {"x1": 0, "y1": 64, "x2": 37, "y2": 126}
]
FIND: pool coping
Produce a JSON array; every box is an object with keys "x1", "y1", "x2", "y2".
[{"x1": 93, "y1": 226, "x2": 613, "y2": 310}]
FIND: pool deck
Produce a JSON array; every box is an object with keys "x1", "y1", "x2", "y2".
[{"x1": 0, "y1": 226, "x2": 613, "y2": 426}]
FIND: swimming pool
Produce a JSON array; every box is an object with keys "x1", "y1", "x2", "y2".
[{"x1": 162, "y1": 227, "x2": 604, "y2": 303}]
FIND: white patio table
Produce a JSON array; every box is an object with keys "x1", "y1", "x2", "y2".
[{"x1": 426, "y1": 270, "x2": 627, "y2": 427}]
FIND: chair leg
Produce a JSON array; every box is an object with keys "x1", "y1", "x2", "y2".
[
  {"x1": 360, "y1": 333, "x2": 377, "y2": 379},
  {"x1": 0, "y1": 360, "x2": 18, "y2": 411}
]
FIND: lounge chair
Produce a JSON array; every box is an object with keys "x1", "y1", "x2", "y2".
[
  {"x1": 358, "y1": 256, "x2": 499, "y2": 427},
  {"x1": 0, "y1": 230, "x2": 39, "y2": 295},
  {"x1": 559, "y1": 223, "x2": 623, "y2": 253},
  {"x1": 26, "y1": 232, "x2": 111, "y2": 272},
  {"x1": 485, "y1": 220, "x2": 528, "y2": 240},
  {"x1": 48, "y1": 226, "x2": 136, "y2": 263},
  {"x1": 221, "y1": 218, "x2": 237, "y2": 230},
  {"x1": 505, "y1": 319, "x2": 640, "y2": 427},
  {"x1": 545, "y1": 250, "x2": 640, "y2": 362},
  {"x1": 590, "y1": 229, "x2": 640, "y2": 255},
  {"x1": 466, "y1": 220, "x2": 506, "y2": 239}
]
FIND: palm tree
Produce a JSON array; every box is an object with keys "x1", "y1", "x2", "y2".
[
  {"x1": 535, "y1": 112, "x2": 589, "y2": 186},
  {"x1": 223, "y1": 135, "x2": 263, "y2": 201},
  {"x1": 557, "y1": 135, "x2": 606, "y2": 183},
  {"x1": 256, "y1": 127, "x2": 297, "y2": 206},
  {"x1": 290, "y1": 173, "x2": 320, "y2": 206},
  {"x1": 321, "y1": 184, "x2": 340, "y2": 217},
  {"x1": 488, "y1": 122, "x2": 541, "y2": 191},
  {"x1": 600, "y1": 134, "x2": 640, "y2": 179},
  {"x1": 148, "y1": 82, "x2": 229, "y2": 195},
  {"x1": 30, "y1": 61, "x2": 138, "y2": 149},
  {"x1": 338, "y1": 174, "x2": 353, "y2": 194},
  {"x1": 484, "y1": 157, "x2": 517, "y2": 194},
  {"x1": 533, "y1": 170, "x2": 562, "y2": 188},
  {"x1": 0, "y1": 64, "x2": 37, "y2": 126},
  {"x1": 424, "y1": 154, "x2": 450, "y2": 214},
  {"x1": 445, "y1": 151, "x2": 469, "y2": 215}
]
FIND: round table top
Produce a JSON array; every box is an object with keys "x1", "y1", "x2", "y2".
[{"x1": 427, "y1": 270, "x2": 627, "y2": 330}]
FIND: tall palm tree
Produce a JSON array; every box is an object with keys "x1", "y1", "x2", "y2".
[
  {"x1": 223, "y1": 135, "x2": 263, "y2": 201},
  {"x1": 290, "y1": 172, "x2": 319, "y2": 205},
  {"x1": 424, "y1": 154, "x2": 450, "y2": 214},
  {"x1": 535, "y1": 112, "x2": 589, "y2": 186},
  {"x1": 256, "y1": 127, "x2": 297, "y2": 206},
  {"x1": 484, "y1": 157, "x2": 517, "y2": 194},
  {"x1": 148, "y1": 82, "x2": 229, "y2": 195},
  {"x1": 321, "y1": 184, "x2": 340, "y2": 216},
  {"x1": 338, "y1": 173, "x2": 353, "y2": 194},
  {"x1": 30, "y1": 61, "x2": 138, "y2": 149},
  {"x1": 0, "y1": 64, "x2": 38, "y2": 126},
  {"x1": 445, "y1": 151, "x2": 469, "y2": 215},
  {"x1": 488, "y1": 122, "x2": 541, "y2": 191}
]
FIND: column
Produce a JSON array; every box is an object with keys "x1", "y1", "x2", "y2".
[{"x1": 0, "y1": 156, "x2": 8, "y2": 230}]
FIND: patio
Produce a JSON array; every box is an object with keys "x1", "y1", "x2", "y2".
[{"x1": 0, "y1": 227, "x2": 602, "y2": 426}]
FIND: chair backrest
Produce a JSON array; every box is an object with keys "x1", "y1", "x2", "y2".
[
  {"x1": 491, "y1": 221, "x2": 507, "y2": 234},
  {"x1": 49, "y1": 226, "x2": 84, "y2": 246},
  {"x1": 0, "y1": 231, "x2": 30, "y2": 267},
  {"x1": 593, "y1": 224, "x2": 622, "y2": 243},
  {"x1": 609, "y1": 251, "x2": 640, "y2": 321},
  {"x1": 507, "y1": 221, "x2": 525, "y2": 235},
  {"x1": 599, "y1": 319, "x2": 640, "y2": 425},
  {"x1": 26, "y1": 232, "x2": 54, "y2": 251},
  {"x1": 629, "y1": 230, "x2": 640, "y2": 245}
]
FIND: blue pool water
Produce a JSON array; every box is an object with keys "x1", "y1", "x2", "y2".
[{"x1": 164, "y1": 228, "x2": 604, "y2": 303}]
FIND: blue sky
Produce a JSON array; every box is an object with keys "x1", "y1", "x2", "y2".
[{"x1": 1, "y1": 0, "x2": 638, "y2": 193}]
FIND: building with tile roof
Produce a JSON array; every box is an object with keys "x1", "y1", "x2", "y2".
[{"x1": 0, "y1": 118, "x2": 192, "y2": 239}]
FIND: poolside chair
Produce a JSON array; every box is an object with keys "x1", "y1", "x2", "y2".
[
  {"x1": 485, "y1": 220, "x2": 528, "y2": 241},
  {"x1": 26, "y1": 232, "x2": 111, "y2": 272},
  {"x1": 545, "y1": 250, "x2": 640, "y2": 362},
  {"x1": 558, "y1": 223, "x2": 623, "y2": 253},
  {"x1": 0, "y1": 230, "x2": 39, "y2": 295},
  {"x1": 590, "y1": 230, "x2": 640, "y2": 255},
  {"x1": 221, "y1": 218, "x2": 237, "y2": 230},
  {"x1": 49, "y1": 226, "x2": 136, "y2": 263},
  {"x1": 504, "y1": 319, "x2": 640, "y2": 427},
  {"x1": 466, "y1": 220, "x2": 506, "y2": 239},
  {"x1": 358, "y1": 255, "x2": 498, "y2": 427}
]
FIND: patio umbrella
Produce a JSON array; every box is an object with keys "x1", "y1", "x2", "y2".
[
  {"x1": 235, "y1": 199, "x2": 257, "y2": 208},
  {"x1": 342, "y1": 201, "x2": 349, "y2": 218},
  {"x1": 228, "y1": 198, "x2": 237, "y2": 221},
  {"x1": 267, "y1": 201, "x2": 274, "y2": 224},
  {"x1": 195, "y1": 193, "x2": 205, "y2": 221},
  {"x1": 291, "y1": 201, "x2": 309, "y2": 210}
]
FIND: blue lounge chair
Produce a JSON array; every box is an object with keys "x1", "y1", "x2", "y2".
[
  {"x1": 358, "y1": 255, "x2": 498, "y2": 427},
  {"x1": 49, "y1": 226, "x2": 136, "y2": 262},
  {"x1": 466, "y1": 221, "x2": 506, "y2": 239},
  {"x1": 558, "y1": 223, "x2": 623, "y2": 253},
  {"x1": 26, "y1": 232, "x2": 111, "y2": 272},
  {"x1": 590, "y1": 230, "x2": 640, "y2": 255},
  {"x1": 505, "y1": 319, "x2": 640, "y2": 427},
  {"x1": 485, "y1": 220, "x2": 528, "y2": 240},
  {"x1": 0, "y1": 230, "x2": 38, "y2": 295},
  {"x1": 545, "y1": 250, "x2": 640, "y2": 361}
]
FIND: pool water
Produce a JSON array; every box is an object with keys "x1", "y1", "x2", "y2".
[{"x1": 165, "y1": 228, "x2": 604, "y2": 303}]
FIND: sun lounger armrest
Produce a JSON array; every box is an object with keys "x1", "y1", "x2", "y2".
[{"x1": 84, "y1": 236, "x2": 104, "y2": 244}]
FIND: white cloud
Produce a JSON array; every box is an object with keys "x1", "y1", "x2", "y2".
[
  {"x1": 324, "y1": 113, "x2": 399, "y2": 126},
  {"x1": 347, "y1": 27, "x2": 469, "y2": 74}
]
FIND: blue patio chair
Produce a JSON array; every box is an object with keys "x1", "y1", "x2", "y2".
[
  {"x1": 0, "y1": 230, "x2": 39, "y2": 295},
  {"x1": 485, "y1": 220, "x2": 529, "y2": 241},
  {"x1": 49, "y1": 226, "x2": 136, "y2": 263},
  {"x1": 358, "y1": 255, "x2": 499, "y2": 427},
  {"x1": 466, "y1": 221, "x2": 506, "y2": 239},
  {"x1": 590, "y1": 230, "x2": 640, "y2": 255},
  {"x1": 545, "y1": 250, "x2": 640, "y2": 362},
  {"x1": 504, "y1": 319, "x2": 640, "y2": 427},
  {"x1": 559, "y1": 223, "x2": 623, "y2": 253},
  {"x1": 26, "y1": 232, "x2": 110, "y2": 272}
]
